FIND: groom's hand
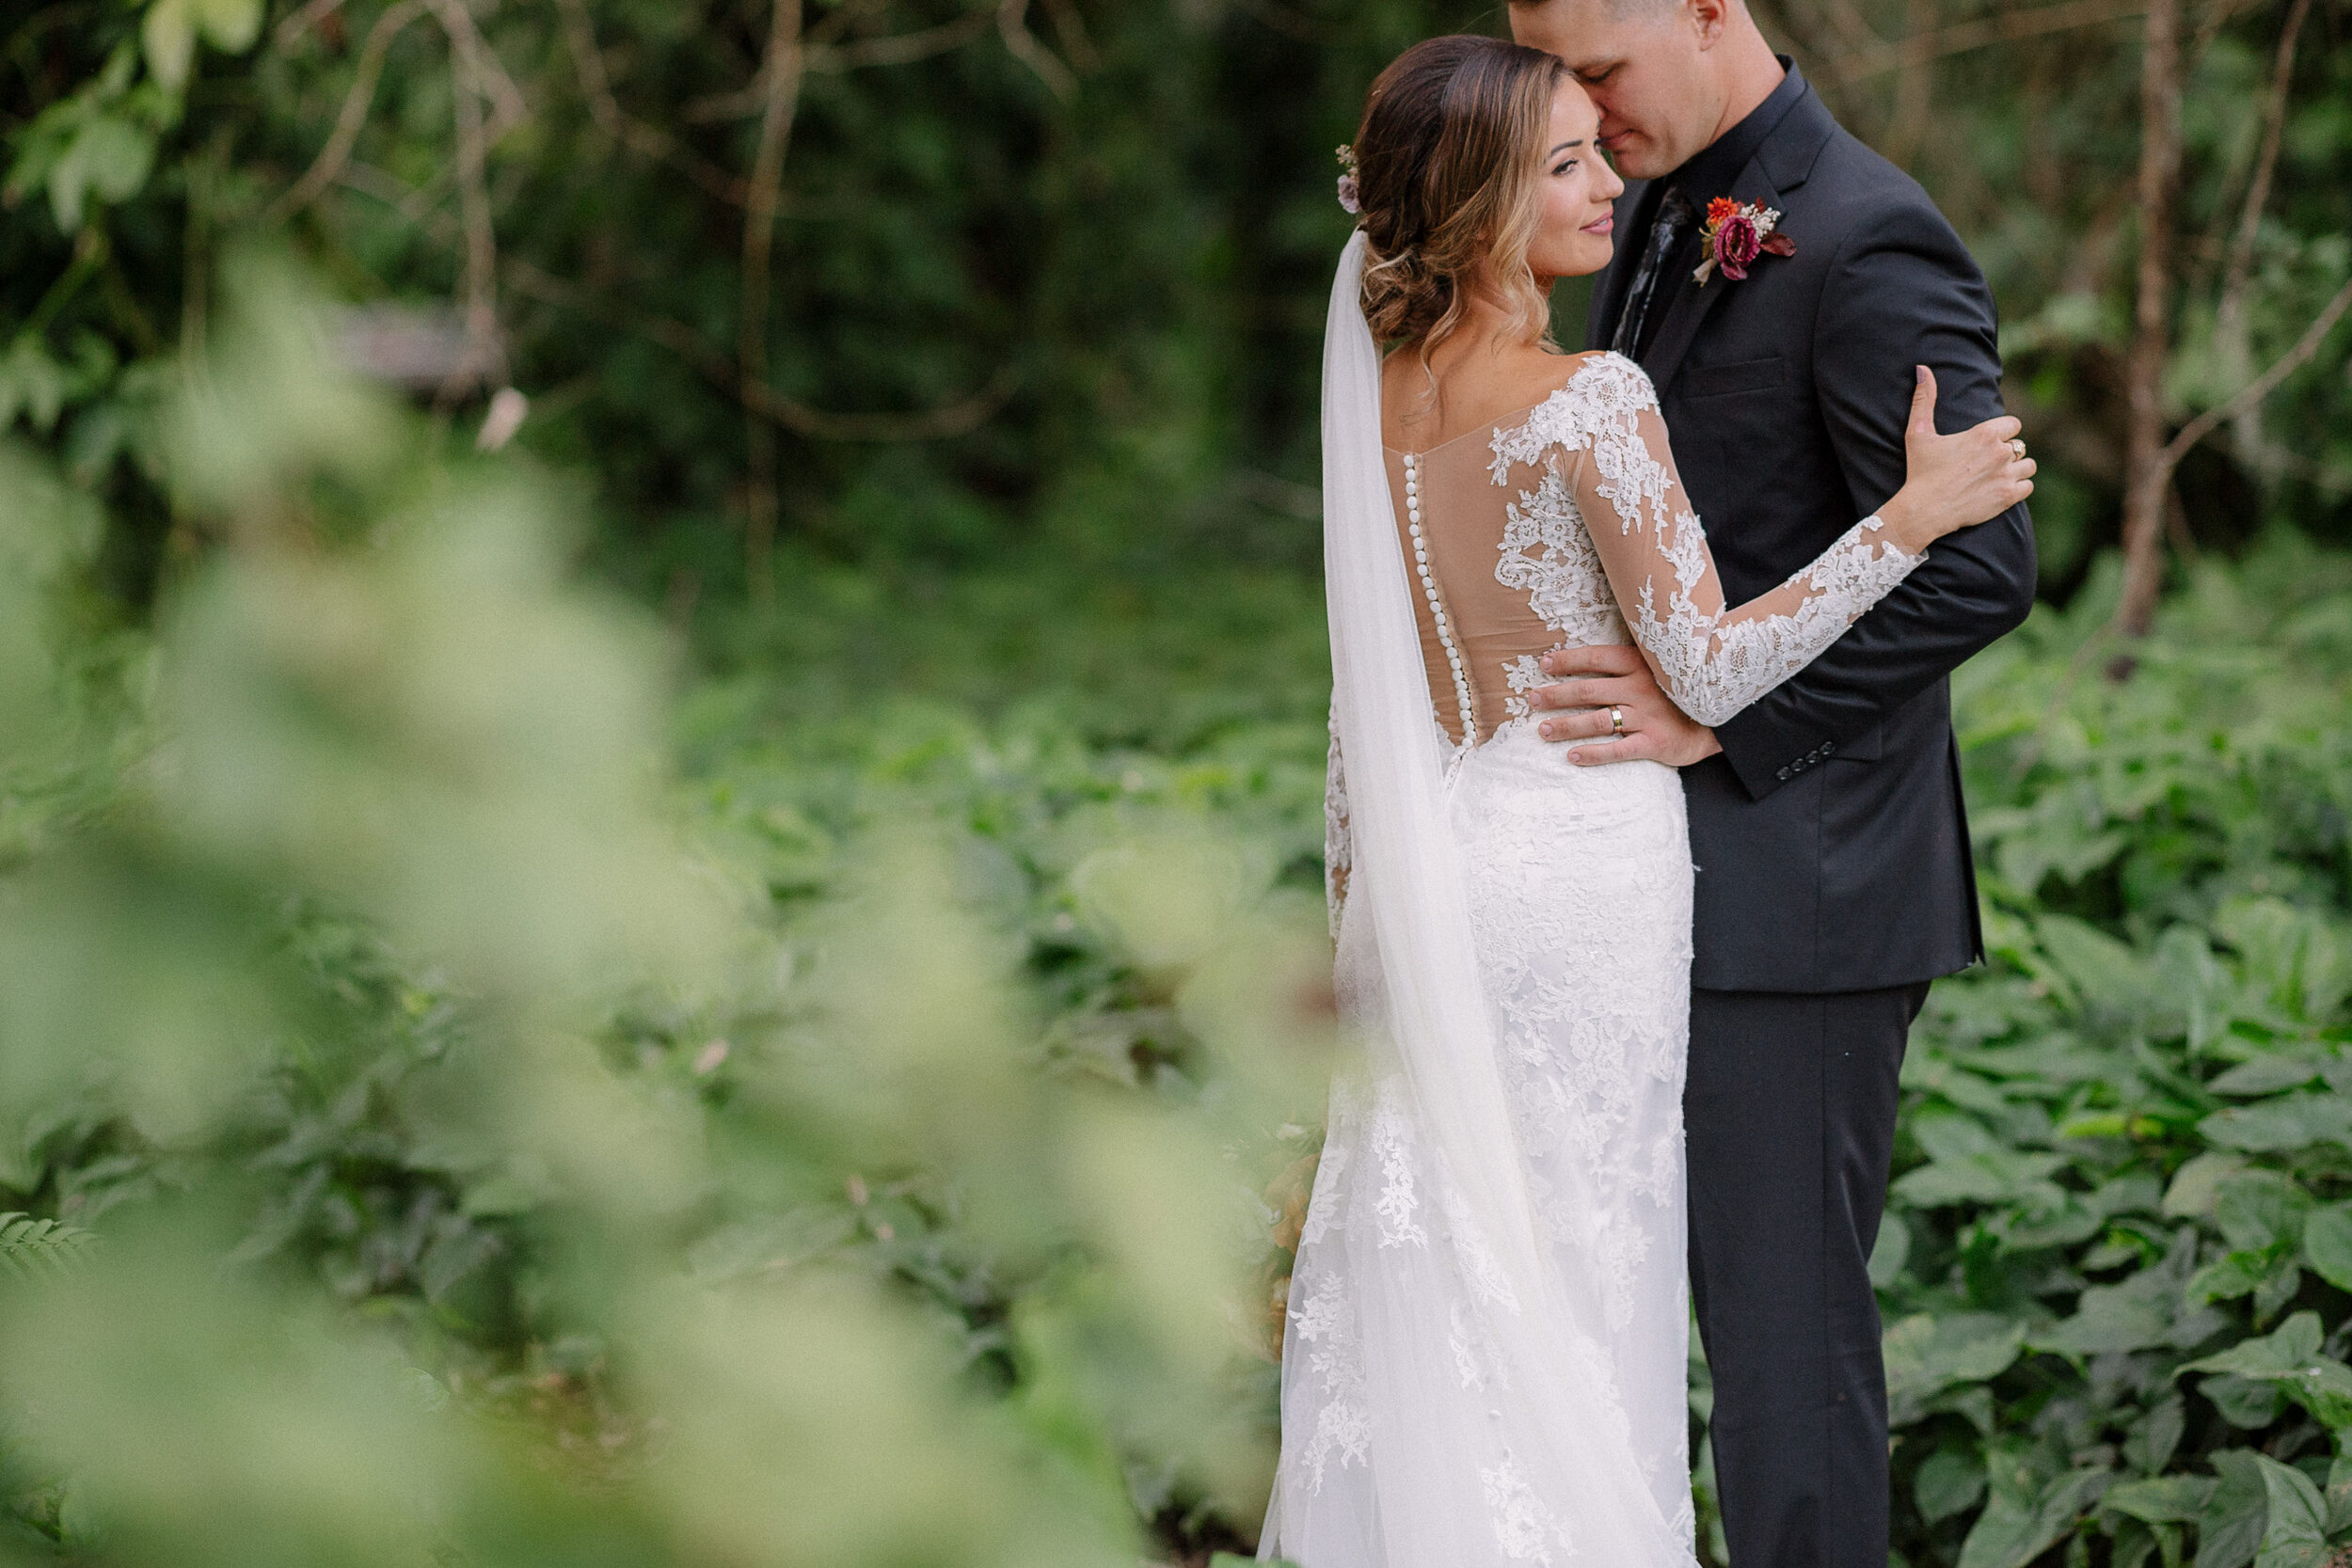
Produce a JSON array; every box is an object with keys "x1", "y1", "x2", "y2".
[{"x1": 1530, "y1": 645, "x2": 1723, "y2": 767}]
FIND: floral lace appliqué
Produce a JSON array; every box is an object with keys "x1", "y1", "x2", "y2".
[
  {"x1": 1482, "y1": 1451, "x2": 1578, "y2": 1564},
  {"x1": 1291, "y1": 1269, "x2": 1372, "y2": 1488},
  {"x1": 1490, "y1": 352, "x2": 1922, "y2": 728}
]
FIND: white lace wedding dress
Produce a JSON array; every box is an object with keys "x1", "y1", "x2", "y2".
[{"x1": 1262, "y1": 319, "x2": 1920, "y2": 1568}]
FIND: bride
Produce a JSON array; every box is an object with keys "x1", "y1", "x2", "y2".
[{"x1": 1263, "y1": 35, "x2": 2033, "y2": 1568}]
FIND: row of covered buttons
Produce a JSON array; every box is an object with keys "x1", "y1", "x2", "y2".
[{"x1": 1773, "y1": 736, "x2": 1837, "y2": 783}]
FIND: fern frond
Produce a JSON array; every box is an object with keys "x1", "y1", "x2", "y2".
[{"x1": 0, "y1": 1213, "x2": 98, "y2": 1281}]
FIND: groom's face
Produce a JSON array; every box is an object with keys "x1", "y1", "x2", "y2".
[{"x1": 1510, "y1": 0, "x2": 1725, "y2": 181}]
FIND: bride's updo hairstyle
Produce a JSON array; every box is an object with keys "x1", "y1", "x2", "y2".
[{"x1": 1352, "y1": 35, "x2": 1568, "y2": 356}]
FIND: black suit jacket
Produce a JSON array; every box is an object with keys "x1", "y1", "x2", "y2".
[{"x1": 1584, "y1": 75, "x2": 2036, "y2": 992}]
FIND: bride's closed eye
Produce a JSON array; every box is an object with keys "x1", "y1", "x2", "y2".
[{"x1": 1549, "y1": 137, "x2": 1584, "y2": 176}]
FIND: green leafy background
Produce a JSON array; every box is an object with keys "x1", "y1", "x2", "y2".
[{"x1": 3, "y1": 1, "x2": 2352, "y2": 1565}]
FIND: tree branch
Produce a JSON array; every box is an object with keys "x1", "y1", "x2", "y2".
[
  {"x1": 997, "y1": 0, "x2": 1075, "y2": 99},
  {"x1": 265, "y1": 0, "x2": 427, "y2": 222},
  {"x1": 1833, "y1": 0, "x2": 2149, "y2": 83},
  {"x1": 2160, "y1": 270, "x2": 2352, "y2": 469},
  {"x1": 420, "y1": 0, "x2": 505, "y2": 400},
  {"x1": 2111, "y1": 0, "x2": 2184, "y2": 645},
  {"x1": 739, "y1": 0, "x2": 806, "y2": 593},
  {"x1": 681, "y1": 0, "x2": 1061, "y2": 122},
  {"x1": 274, "y1": 0, "x2": 350, "y2": 51},
  {"x1": 2208, "y1": 0, "x2": 2312, "y2": 473},
  {"x1": 552, "y1": 0, "x2": 753, "y2": 208}
]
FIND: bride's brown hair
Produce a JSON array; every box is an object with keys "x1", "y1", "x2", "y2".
[{"x1": 1352, "y1": 35, "x2": 1568, "y2": 357}]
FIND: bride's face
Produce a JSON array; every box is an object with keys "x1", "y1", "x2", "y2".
[{"x1": 1523, "y1": 80, "x2": 1625, "y2": 284}]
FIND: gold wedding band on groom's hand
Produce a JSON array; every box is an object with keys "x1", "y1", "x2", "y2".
[{"x1": 1610, "y1": 705, "x2": 1625, "y2": 736}]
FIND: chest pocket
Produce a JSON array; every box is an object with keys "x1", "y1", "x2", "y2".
[{"x1": 1681, "y1": 355, "x2": 1786, "y2": 400}]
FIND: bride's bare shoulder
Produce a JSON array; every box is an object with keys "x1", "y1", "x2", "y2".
[{"x1": 1382, "y1": 344, "x2": 1622, "y2": 449}]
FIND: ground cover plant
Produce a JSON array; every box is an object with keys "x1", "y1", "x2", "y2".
[{"x1": 4, "y1": 1, "x2": 2352, "y2": 1564}]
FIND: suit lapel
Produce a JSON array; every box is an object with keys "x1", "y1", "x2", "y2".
[
  {"x1": 1639, "y1": 158, "x2": 1782, "y2": 396},
  {"x1": 1583, "y1": 180, "x2": 1659, "y2": 352}
]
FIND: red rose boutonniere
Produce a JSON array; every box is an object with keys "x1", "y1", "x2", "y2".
[{"x1": 1693, "y1": 198, "x2": 1796, "y2": 285}]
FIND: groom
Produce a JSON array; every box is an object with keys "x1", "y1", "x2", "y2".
[{"x1": 1505, "y1": 0, "x2": 2037, "y2": 1563}]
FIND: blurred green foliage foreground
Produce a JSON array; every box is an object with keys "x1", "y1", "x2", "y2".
[
  {"x1": 7, "y1": 256, "x2": 2352, "y2": 1568},
  {"x1": 0, "y1": 259, "x2": 1337, "y2": 1567},
  {"x1": 8, "y1": 0, "x2": 2352, "y2": 1565}
]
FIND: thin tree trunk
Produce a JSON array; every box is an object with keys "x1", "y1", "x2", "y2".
[
  {"x1": 2112, "y1": 0, "x2": 2184, "y2": 645},
  {"x1": 741, "y1": 0, "x2": 806, "y2": 603},
  {"x1": 1883, "y1": 0, "x2": 1939, "y2": 168},
  {"x1": 2213, "y1": 0, "x2": 2311, "y2": 479}
]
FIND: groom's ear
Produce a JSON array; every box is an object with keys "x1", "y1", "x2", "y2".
[{"x1": 1689, "y1": 0, "x2": 1733, "y2": 48}]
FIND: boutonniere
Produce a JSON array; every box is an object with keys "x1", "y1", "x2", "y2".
[{"x1": 1693, "y1": 198, "x2": 1796, "y2": 285}]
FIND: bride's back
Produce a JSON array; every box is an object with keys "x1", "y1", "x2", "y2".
[
  {"x1": 1379, "y1": 337, "x2": 1595, "y2": 453},
  {"x1": 1375, "y1": 347, "x2": 1637, "y2": 750}
]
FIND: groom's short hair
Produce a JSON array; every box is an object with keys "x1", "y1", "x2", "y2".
[{"x1": 1510, "y1": 0, "x2": 1688, "y2": 24}]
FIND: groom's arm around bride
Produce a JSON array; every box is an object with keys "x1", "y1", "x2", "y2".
[{"x1": 1508, "y1": 0, "x2": 2036, "y2": 1565}]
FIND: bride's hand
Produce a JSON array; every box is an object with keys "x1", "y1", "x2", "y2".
[{"x1": 1875, "y1": 366, "x2": 2036, "y2": 553}]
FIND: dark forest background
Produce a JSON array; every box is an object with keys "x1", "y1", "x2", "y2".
[{"x1": 1, "y1": 3, "x2": 2351, "y2": 1566}]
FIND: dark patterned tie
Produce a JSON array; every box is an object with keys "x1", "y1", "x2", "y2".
[{"x1": 1610, "y1": 186, "x2": 1696, "y2": 362}]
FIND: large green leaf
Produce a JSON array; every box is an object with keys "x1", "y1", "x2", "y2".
[
  {"x1": 1918, "y1": 1447, "x2": 1989, "y2": 1526},
  {"x1": 141, "y1": 0, "x2": 264, "y2": 91},
  {"x1": 2184, "y1": 1313, "x2": 2322, "y2": 1380},
  {"x1": 2216, "y1": 898, "x2": 2352, "y2": 1024},
  {"x1": 2039, "y1": 1231, "x2": 2222, "y2": 1355},
  {"x1": 2036, "y1": 913, "x2": 2153, "y2": 1020},
  {"x1": 2249, "y1": 1456, "x2": 2330, "y2": 1568},
  {"x1": 2199, "y1": 1451, "x2": 2274, "y2": 1568},
  {"x1": 2208, "y1": 1055, "x2": 2332, "y2": 1097},
  {"x1": 2187, "y1": 1248, "x2": 2303, "y2": 1320},
  {"x1": 1895, "y1": 1147, "x2": 2070, "y2": 1208},
  {"x1": 1960, "y1": 1461, "x2": 2110, "y2": 1568},
  {"x1": 2200, "y1": 1095, "x2": 2352, "y2": 1153},
  {"x1": 2166, "y1": 1154, "x2": 2251, "y2": 1222},
  {"x1": 1885, "y1": 1313, "x2": 2028, "y2": 1425},
  {"x1": 45, "y1": 115, "x2": 155, "y2": 233},
  {"x1": 2215, "y1": 1172, "x2": 2312, "y2": 1253},
  {"x1": 2122, "y1": 1396, "x2": 2187, "y2": 1477},
  {"x1": 2302, "y1": 1205, "x2": 2352, "y2": 1292},
  {"x1": 2106, "y1": 1474, "x2": 2216, "y2": 1525},
  {"x1": 2203, "y1": 1374, "x2": 2289, "y2": 1429},
  {"x1": 2182, "y1": 1315, "x2": 2352, "y2": 1430}
]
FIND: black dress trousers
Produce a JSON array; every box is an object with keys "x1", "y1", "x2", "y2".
[{"x1": 1685, "y1": 981, "x2": 1931, "y2": 1568}]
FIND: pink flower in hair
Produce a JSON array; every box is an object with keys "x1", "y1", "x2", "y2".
[{"x1": 1336, "y1": 144, "x2": 1360, "y2": 215}]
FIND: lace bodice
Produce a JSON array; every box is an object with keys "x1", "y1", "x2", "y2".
[
  {"x1": 1323, "y1": 352, "x2": 1920, "y2": 926},
  {"x1": 1397, "y1": 352, "x2": 1918, "y2": 741}
]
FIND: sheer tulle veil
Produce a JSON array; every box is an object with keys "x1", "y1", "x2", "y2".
[{"x1": 1265, "y1": 229, "x2": 1695, "y2": 1567}]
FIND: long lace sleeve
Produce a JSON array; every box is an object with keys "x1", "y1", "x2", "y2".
[
  {"x1": 1495, "y1": 355, "x2": 1923, "y2": 728},
  {"x1": 1324, "y1": 699, "x2": 1350, "y2": 937}
]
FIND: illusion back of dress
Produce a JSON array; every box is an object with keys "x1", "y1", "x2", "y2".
[
  {"x1": 1379, "y1": 351, "x2": 1916, "y2": 752},
  {"x1": 1383, "y1": 429, "x2": 1629, "y2": 749}
]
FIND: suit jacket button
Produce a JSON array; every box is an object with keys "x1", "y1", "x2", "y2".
[
  {"x1": 1776, "y1": 766, "x2": 1791, "y2": 781},
  {"x1": 1821, "y1": 739, "x2": 1836, "y2": 753}
]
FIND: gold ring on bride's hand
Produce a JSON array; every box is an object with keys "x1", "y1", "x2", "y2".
[
  {"x1": 1610, "y1": 705, "x2": 1625, "y2": 736},
  {"x1": 2009, "y1": 437, "x2": 2027, "y2": 459}
]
